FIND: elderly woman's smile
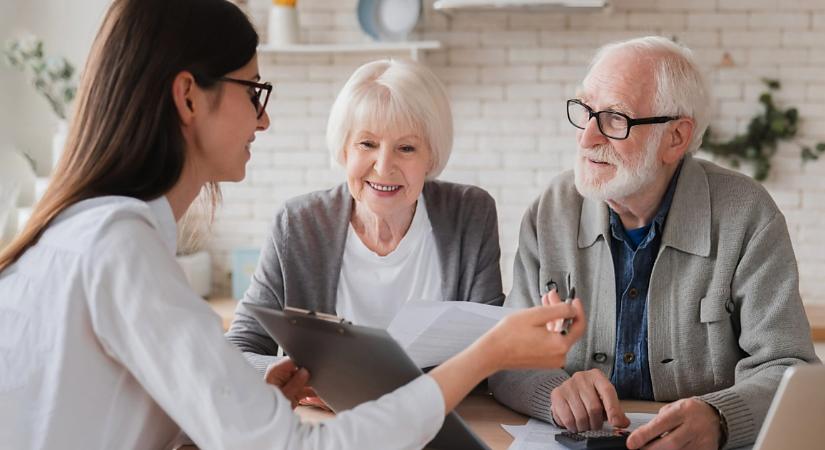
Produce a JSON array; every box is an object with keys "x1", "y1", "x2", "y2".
[{"x1": 365, "y1": 181, "x2": 401, "y2": 193}]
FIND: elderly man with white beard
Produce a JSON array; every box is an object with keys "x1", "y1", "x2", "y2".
[{"x1": 489, "y1": 36, "x2": 819, "y2": 450}]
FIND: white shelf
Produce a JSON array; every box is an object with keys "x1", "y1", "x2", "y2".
[
  {"x1": 433, "y1": 0, "x2": 608, "y2": 11},
  {"x1": 258, "y1": 41, "x2": 442, "y2": 61}
]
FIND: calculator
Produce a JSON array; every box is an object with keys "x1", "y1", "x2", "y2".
[{"x1": 554, "y1": 429, "x2": 630, "y2": 449}]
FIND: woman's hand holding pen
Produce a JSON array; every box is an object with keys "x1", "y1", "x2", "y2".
[
  {"x1": 480, "y1": 293, "x2": 586, "y2": 371},
  {"x1": 542, "y1": 288, "x2": 573, "y2": 333},
  {"x1": 429, "y1": 297, "x2": 586, "y2": 413}
]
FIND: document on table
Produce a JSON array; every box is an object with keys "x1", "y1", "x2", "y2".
[
  {"x1": 386, "y1": 301, "x2": 516, "y2": 368},
  {"x1": 502, "y1": 413, "x2": 656, "y2": 450},
  {"x1": 503, "y1": 415, "x2": 755, "y2": 450}
]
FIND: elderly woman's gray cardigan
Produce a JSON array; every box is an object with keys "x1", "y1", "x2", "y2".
[{"x1": 226, "y1": 180, "x2": 505, "y2": 373}]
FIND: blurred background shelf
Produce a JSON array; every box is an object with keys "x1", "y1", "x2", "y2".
[
  {"x1": 433, "y1": 0, "x2": 608, "y2": 12},
  {"x1": 258, "y1": 41, "x2": 442, "y2": 61}
]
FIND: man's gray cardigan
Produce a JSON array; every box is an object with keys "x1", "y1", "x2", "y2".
[
  {"x1": 226, "y1": 180, "x2": 505, "y2": 372},
  {"x1": 489, "y1": 155, "x2": 820, "y2": 449}
]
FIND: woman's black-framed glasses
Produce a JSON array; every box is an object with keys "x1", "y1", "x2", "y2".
[
  {"x1": 566, "y1": 99, "x2": 679, "y2": 140},
  {"x1": 219, "y1": 77, "x2": 273, "y2": 119}
]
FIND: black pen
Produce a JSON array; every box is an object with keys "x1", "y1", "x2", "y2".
[{"x1": 559, "y1": 274, "x2": 575, "y2": 335}]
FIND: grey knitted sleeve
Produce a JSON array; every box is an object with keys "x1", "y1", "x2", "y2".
[
  {"x1": 225, "y1": 210, "x2": 287, "y2": 375},
  {"x1": 699, "y1": 212, "x2": 820, "y2": 449}
]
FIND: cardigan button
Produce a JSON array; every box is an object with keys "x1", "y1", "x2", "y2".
[
  {"x1": 592, "y1": 352, "x2": 608, "y2": 363},
  {"x1": 628, "y1": 287, "x2": 639, "y2": 299},
  {"x1": 623, "y1": 352, "x2": 636, "y2": 364}
]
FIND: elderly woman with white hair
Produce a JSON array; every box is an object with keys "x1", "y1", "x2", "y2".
[{"x1": 227, "y1": 59, "x2": 504, "y2": 382}]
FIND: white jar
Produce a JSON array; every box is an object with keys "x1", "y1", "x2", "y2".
[
  {"x1": 267, "y1": 4, "x2": 299, "y2": 46},
  {"x1": 176, "y1": 250, "x2": 213, "y2": 298}
]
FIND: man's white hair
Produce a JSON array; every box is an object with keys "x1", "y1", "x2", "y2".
[
  {"x1": 587, "y1": 36, "x2": 712, "y2": 154},
  {"x1": 326, "y1": 59, "x2": 453, "y2": 178}
]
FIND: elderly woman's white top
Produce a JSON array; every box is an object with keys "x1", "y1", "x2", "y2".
[
  {"x1": 0, "y1": 195, "x2": 444, "y2": 450},
  {"x1": 336, "y1": 195, "x2": 443, "y2": 328}
]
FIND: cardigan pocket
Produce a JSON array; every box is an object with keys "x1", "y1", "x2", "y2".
[
  {"x1": 539, "y1": 270, "x2": 571, "y2": 299},
  {"x1": 699, "y1": 295, "x2": 736, "y2": 389}
]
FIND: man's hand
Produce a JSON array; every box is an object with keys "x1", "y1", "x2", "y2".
[
  {"x1": 264, "y1": 358, "x2": 315, "y2": 409},
  {"x1": 626, "y1": 398, "x2": 722, "y2": 450},
  {"x1": 550, "y1": 368, "x2": 630, "y2": 432}
]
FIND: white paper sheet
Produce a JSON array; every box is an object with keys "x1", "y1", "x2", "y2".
[
  {"x1": 502, "y1": 413, "x2": 656, "y2": 450},
  {"x1": 386, "y1": 301, "x2": 515, "y2": 368}
]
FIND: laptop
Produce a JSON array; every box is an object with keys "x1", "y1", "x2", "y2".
[
  {"x1": 246, "y1": 304, "x2": 490, "y2": 450},
  {"x1": 752, "y1": 364, "x2": 825, "y2": 450}
]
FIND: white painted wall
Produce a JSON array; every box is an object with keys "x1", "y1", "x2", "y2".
[{"x1": 1, "y1": 0, "x2": 109, "y2": 174}]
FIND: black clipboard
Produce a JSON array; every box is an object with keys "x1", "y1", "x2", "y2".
[{"x1": 246, "y1": 303, "x2": 490, "y2": 450}]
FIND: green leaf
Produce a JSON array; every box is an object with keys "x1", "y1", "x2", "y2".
[
  {"x1": 3, "y1": 35, "x2": 77, "y2": 120},
  {"x1": 786, "y1": 108, "x2": 798, "y2": 122},
  {"x1": 801, "y1": 147, "x2": 818, "y2": 162},
  {"x1": 754, "y1": 159, "x2": 771, "y2": 181},
  {"x1": 769, "y1": 118, "x2": 788, "y2": 135}
]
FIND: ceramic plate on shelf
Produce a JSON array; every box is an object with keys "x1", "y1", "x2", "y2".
[
  {"x1": 358, "y1": 0, "x2": 421, "y2": 42},
  {"x1": 357, "y1": 0, "x2": 381, "y2": 40}
]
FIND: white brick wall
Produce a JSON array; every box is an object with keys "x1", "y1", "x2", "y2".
[{"x1": 213, "y1": 0, "x2": 825, "y2": 306}]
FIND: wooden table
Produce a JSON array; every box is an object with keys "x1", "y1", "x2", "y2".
[
  {"x1": 805, "y1": 304, "x2": 825, "y2": 342},
  {"x1": 297, "y1": 390, "x2": 665, "y2": 450},
  {"x1": 209, "y1": 297, "x2": 237, "y2": 331}
]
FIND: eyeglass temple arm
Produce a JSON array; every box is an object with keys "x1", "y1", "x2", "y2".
[{"x1": 628, "y1": 115, "x2": 679, "y2": 126}]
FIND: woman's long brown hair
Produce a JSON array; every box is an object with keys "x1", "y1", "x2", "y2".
[{"x1": 0, "y1": 0, "x2": 258, "y2": 272}]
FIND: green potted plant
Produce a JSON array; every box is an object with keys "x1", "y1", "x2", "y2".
[
  {"x1": 701, "y1": 79, "x2": 825, "y2": 182},
  {"x1": 3, "y1": 35, "x2": 77, "y2": 169}
]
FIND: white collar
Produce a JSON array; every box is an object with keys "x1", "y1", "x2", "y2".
[{"x1": 147, "y1": 196, "x2": 178, "y2": 256}]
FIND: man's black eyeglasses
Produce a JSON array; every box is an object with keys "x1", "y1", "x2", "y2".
[
  {"x1": 566, "y1": 99, "x2": 679, "y2": 140},
  {"x1": 219, "y1": 77, "x2": 273, "y2": 119}
]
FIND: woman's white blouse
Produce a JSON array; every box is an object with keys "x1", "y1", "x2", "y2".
[
  {"x1": 0, "y1": 196, "x2": 444, "y2": 450},
  {"x1": 336, "y1": 195, "x2": 443, "y2": 328}
]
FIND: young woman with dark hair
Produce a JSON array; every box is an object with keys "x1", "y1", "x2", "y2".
[{"x1": 0, "y1": 0, "x2": 585, "y2": 448}]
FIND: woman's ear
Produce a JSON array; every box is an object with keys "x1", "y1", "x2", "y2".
[
  {"x1": 339, "y1": 134, "x2": 352, "y2": 165},
  {"x1": 340, "y1": 145, "x2": 348, "y2": 165},
  {"x1": 172, "y1": 71, "x2": 197, "y2": 125}
]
